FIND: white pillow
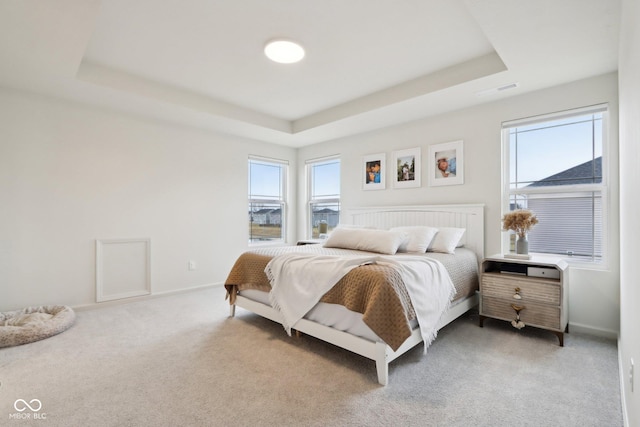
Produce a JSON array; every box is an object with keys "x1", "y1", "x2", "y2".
[
  {"x1": 323, "y1": 228, "x2": 407, "y2": 254},
  {"x1": 428, "y1": 227, "x2": 466, "y2": 254},
  {"x1": 391, "y1": 226, "x2": 439, "y2": 253}
]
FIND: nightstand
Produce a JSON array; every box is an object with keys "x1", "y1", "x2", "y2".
[
  {"x1": 296, "y1": 239, "x2": 324, "y2": 246},
  {"x1": 479, "y1": 254, "x2": 569, "y2": 346}
]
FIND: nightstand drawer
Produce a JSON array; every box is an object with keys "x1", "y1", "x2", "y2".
[
  {"x1": 481, "y1": 296, "x2": 561, "y2": 330},
  {"x1": 482, "y1": 273, "x2": 560, "y2": 305}
]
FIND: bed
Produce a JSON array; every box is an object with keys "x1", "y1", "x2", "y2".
[{"x1": 225, "y1": 204, "x2": 484, "y2": 385}]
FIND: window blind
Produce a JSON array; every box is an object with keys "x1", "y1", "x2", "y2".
[{"x1": 524, "y1": 193, "x2": 602, "y2": 259}]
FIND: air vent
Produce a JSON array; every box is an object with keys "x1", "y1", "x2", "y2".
[{"x1": 476, "y1": 82, "x2": 519, "y2": 97}]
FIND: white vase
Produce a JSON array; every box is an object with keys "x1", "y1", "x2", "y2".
[{"x1": 516, "y1": 235, "x2": 529, "y2": 255}]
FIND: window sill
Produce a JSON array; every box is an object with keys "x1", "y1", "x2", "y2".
[
  {"x1": 563, "y1": 257, "x2": 609, "y2": 271},
  {"x1": 248, "y1": 241, "x2": 288, "y2": 248}
]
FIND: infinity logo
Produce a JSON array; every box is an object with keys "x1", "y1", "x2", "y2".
[{"x1": 14, "y1": 399, "x2": 42, "y2": 412}]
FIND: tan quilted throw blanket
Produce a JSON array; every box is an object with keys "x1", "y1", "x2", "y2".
[{"x1": 225, "y1": 252, "x2": 416, "y2": 350}]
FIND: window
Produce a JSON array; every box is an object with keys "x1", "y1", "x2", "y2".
[
  {"x1": 248, "y1": 156, "x2": 287, "y2": 244},
  {"x1": 307, "y1": 156, "x2": 340, "y2": 239},
  {"x1": 502, "y1": 105, "x2": 607, "y2": 262}
]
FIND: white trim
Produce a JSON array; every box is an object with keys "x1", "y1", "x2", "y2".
[
  {"x1": 501, "y1": 103, "x2": 608, "y2": 128},
  {"x1": 501, "y1": 107, "x2": 609, "y2": 263},
  {"x1": 619, "y1": 337, "x2": 630, "y2": 427},
  {"x1": 248, "y1": 157, "x2": 288, "y2": 244},
  {"x1": 568, "y1": 322, "x2": 619, "y2": 340},
  {"x1": 306, "y1": 156, "x2": 341, "y2": 238},
  {"x1": 248, "y1": 154, "x2": 289, "y2": 165},
  {"x1": 76, "y1": 282, "x2": 221, "y2": 311},
  {"x1": 305, "y1": 153, "x2": 340, "y2": 165}
]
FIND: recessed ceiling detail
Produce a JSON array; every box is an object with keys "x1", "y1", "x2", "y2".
[
  {"x1": 0, "y1": 0, "x2": 621, "y2": 147},
  {"x1": 76, "y1": 51, "x2": 507, "y2": 137}
]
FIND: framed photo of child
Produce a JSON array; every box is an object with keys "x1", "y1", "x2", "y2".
[
  {"x1": 393, "y1": 147, "x2": 421, "y2": 189},
  {"x1": 428, "y1": 140, "x2": 464, "y2": 187},
  {"x1": 363, "y1": 153, "x2": 386, "y2": 190}
]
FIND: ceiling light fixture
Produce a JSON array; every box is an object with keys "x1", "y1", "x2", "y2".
[{"x1": 264, "y1": 39, "x2": 305, "y2": 64}]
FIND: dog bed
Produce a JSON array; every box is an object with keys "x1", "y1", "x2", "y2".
[{"x1": 0, "y1": 305, "x2": 75, "y2": 348}]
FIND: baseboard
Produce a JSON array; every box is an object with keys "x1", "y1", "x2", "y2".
[
  {"x1": 568, "y1": 322, "x2": 619, "y2": 340},
  {"x1": 618, "y1": 336, "x2": 630, "y2": 427},
  {"x1": 73, "y1": 282, "x2": 224, "y2": 311}
]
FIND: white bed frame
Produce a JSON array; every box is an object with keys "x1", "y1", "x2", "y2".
[{"x1": 230, "y1": 204, "x2": 485, "y2": 385}]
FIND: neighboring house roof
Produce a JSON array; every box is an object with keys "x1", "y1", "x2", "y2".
[
  {"x1": 313, "y1": 208, "x2": 338, "y2": 214},
  {"x1": 252, "y1": 208, "x2": 282, "y2": 215},
  {"x1": 528, "y1": 157, "x2": 602, "y2": 187}
]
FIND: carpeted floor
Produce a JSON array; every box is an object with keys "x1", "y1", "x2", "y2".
[{"x1": 0, "y1": 286, "x2": 622, "y2": 426}]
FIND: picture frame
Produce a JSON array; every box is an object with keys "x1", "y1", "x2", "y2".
[
  {"x1": 428, "y1": 140, "x2": 464, "y2": 186},
  {"x1": 363, "y1": 153, "x2": 386, "y2": 190},
  {"x1": 393, "y1": 147, "x2": 421, "y2": 188}
]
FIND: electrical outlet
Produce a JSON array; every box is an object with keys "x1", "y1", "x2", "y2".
[
  {"x1": 188, "y1": 260, "x2": 197, "y2": 271},
  {"x1": 631, "y1": 358, "x2": 635, "y2": 393}
]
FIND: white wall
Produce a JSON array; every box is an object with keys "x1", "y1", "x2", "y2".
[
  {"x1": 0, "y1": 88, "x2": 297, "y2": 311},
  {"x1": 0, "y1": 72, "x2": 621, "y2": 340},
  {"x1": 618, "y1": 0, "x2": 640, "y2": 424},
  {"x1": 298, "y1": 72, "x2": 620, "y2": 337}
]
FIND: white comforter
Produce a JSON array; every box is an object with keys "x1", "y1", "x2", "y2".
[
  {"x1": 266, "y1": 253, "x2": 376, "y2": 335},
  {"x1": 265, "y1": 253, "x2": 456, "y2": 352}
]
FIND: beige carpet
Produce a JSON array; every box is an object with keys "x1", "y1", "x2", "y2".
[{"x1": 0, "y1": 286, "x2": 622, "y2": 426}]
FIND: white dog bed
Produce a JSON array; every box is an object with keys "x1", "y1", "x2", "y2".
[{"x1": 0, "y1": 306, "x2": 75, "y2": 348}]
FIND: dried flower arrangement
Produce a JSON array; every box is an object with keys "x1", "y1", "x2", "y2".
[{"x1": 502, "y1": 209, "x2": 539, "y2": 238}]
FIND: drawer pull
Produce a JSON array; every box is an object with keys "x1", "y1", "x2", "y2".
[
  {"x1": 511, "y1": 304, "x2": 525, "y2": 330},
  {"x1": 513, "y1": 287, "x2": 522, "y2": 300}
]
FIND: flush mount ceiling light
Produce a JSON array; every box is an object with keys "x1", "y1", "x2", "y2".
[{"x1": 264, "y1": 39, "x2": 305, "y2": 64}]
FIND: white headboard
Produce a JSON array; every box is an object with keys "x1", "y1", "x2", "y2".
[{"x1": 343, "y1": 204, "x2": 485, "y2": 261}]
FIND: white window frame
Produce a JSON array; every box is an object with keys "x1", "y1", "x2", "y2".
[
  {"x1": 248, "y1": 155, "x2": 288, "y2": 245},
  {"x1": 501, "y1": 104, "x2": 609, "y2": 267},
  {"x1": 306, "y1": 155, "x2": 340, "y2": 239}
]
